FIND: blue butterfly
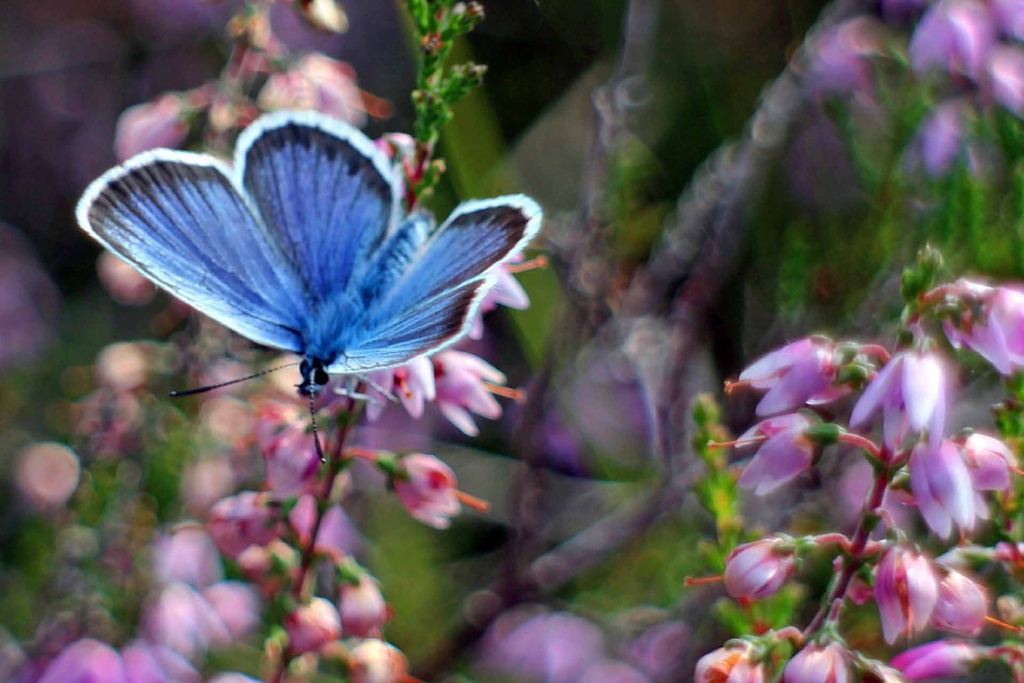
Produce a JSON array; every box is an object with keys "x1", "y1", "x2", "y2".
[{"x1": 77, "y1": 110, "x2": 542, "y2": 396}]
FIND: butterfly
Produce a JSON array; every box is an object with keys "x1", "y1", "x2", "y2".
[{"x1": 76, "y1": 110, "x2": 542, "y2": 396}]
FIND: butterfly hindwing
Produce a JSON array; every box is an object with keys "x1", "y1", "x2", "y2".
[
  {"x1": 77, "y1": 152, "x2": 307, "y2": 351},
  {"x1": 237, "y1": 111, "x2": 399, "y2": 305}
]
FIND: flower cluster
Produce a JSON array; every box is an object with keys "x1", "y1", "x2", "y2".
[{"x1": 697, "y1": 269, "x2": 1024, "y2": 681}]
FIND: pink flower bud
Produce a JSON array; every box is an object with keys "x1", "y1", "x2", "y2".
[
  {"x1": 284, "y1": 597, "x2": 342, "y2": 655},
  {"x1": 695, "y1": 644, "x2": 764, "y2": 683},
  {"x1": 259, "y1": 416, "x2": 320, "y2": 498},
  {"x1": 737, "y1": 338, "x2": 846, "y2": 416},
  {"x1": 366, "y1": 356, "x2": 436, "y2": 421},
  {"x1": 348, "y1": 640, "x2": 409, "y2": 683},
  {"x1": 393, "y1": 453, "x2": 461, "y2": 529},
  {"x1": 724, "y1": 538, "x2": 797, "y2": 599},
  {"x1": 15, "y1": 442, "x2": 80, "y2": 511},
  {"x1": 38, "y1": 639, "x2": 126, "y2": 683},
  {"x1": 909, "y1": 0, "x2": 996, "y2": 81},
  {"x1": 433, "y1": 351, "x2": 506, "y2": 436},
  {"x1": 207, "y1": 492, "x2": 281, "y2": 559},
  {"x1": 142, "y1": 583, "x2": 232, "y2": 658},
  {"x1": 943, "y1": 281, "x2": 1024, "y2": 373},
  {"x1": 152, "y1": 527, "x2": 222, "y2": 589},
  {"x1": 783, "y1": 643, "x2": 849, "y2": 683},
  {"x1": 890, "y1": 640, "x2": 981, "y2": 679},
  {"x1": 932, "y1": 571, "x2": 987, "y2": 636},
  {"x1": 289, "y1": 494, "x2": 361, "y2": 559},
  {"x1": 259, "y1": 54, "x2": 364, "y2": 125},
  {"x1": 339, "y1": 575, "x2": 389, "y2": 638},
  {"x1": 114, "y1": 95, "x2": 188, "y2": 162},
  {"x1": 874, "y1": 547, "x2": 939, "y2": 644},
  {"x1": 202, "y1": 581, "x2": 261, "y2": 641},
  {"x1": 960, "y1": 432, "x2": 1015, "y2": 491},
  {"x1": 120, "y1": 640, "x2": 199, "y2": 683},
  {"x1": 807, "y1": 18, "x2": 884, "y2": 96}
]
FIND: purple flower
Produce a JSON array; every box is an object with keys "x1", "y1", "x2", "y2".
[
  {"x1": 433, "y1": 351, "x2": 506, "y2": 436},
  {"x1": 874, "y1": 547, "x2": 939, "y2": 644},
  {"x1": 850, "y1": 351, "x2": 947, "y2": 451},
  {"x1": 393, "y1": 453, "x2": 462, "y2": 529},
  {"x1": 284, "y1": 597, "x2": 342, "y2": 655},
  {"x1": 993, "y1": 0, "x2": 1024, "y2": 40},
  {"x1": 807, "y1": 17, "x2": 884, "y2": 97},
  {"x1": 988, "y1": 45, "x2": 1024, "y2": 116},
  {"x1": 366, "y1": 356, "x2": 436, "y2": 421},
  {"x1": 339, "y1": 575, "x2": 388, "y2": 639},
  {"x1": 202, "y1": 581, "x2": 261, "y2": 641},
  {"x1": 943, "y1": 281, "x2": 1024, "y2": 374},
  {"x1": 113, "y1": 95, "x2": 188, "y2": 162},
  {"x1": 932, "y1": 570, "x2": 987, "y2": 636},
  {"x1": 38, "y1": 639, "x2": 126, "y2": 683},
  {"x1": 120, "y1": 640, "x2": 199, "y2": 683},
  {"x1": 478, "y1": 610, "x2": 606, "y2": 683},
  {"x1": 915, "y1": 99, "x2": 969, "y2": 177},
  {"x1": 289, "y1": 494, "x2": 361, "y2": 559},
  {"x1": 469, "y1": 258, "x2": 531, "y2": 339},
  {"x1": 783, "y1": 643, "x2": 849, "y2": 683},
  {"x1": 207, "y1": 491, "x2": 281, "y2": 559},
  {"x1": 737, "y1": 337, "x2": 846, "y2": 416},
  {"x1": 909, "y1": 440, "x2": 976, "y2": 538},
  {"x1": 580, "y1": 660, "x2": 649, "y2": 683},
  {"x1": 152, "y1": 527, "x2": 222, "y2": 589},
  {"x1": 909, "y1": 0, "x2": 997, "y2": 81},
  {"x1": 890, "y1": 640, "x2": 981, "y2": 679},
  {"x1": 736, "y1": 413, "x2": 817, "y2": 495},
  {"x1": 724, "y1": 538, "x2": 797, "y2": 599},
  {"x1": 624, "y1": 621, "x2": 689, "y2": 679},
  {"x1": 142, "y1": 582, "x2": 232, "y2": 658}
]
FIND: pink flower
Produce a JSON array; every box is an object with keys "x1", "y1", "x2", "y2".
[
  {"x1": 737, "y1": 337, "x2": 846, "y2": 416},
  {"x1": 468, "y1": 258, "x2": 531, "y2": 340},
  {"x1": 339, "y1": 575, "x2": 389, "y2": 638},
  {"x1": 393, "y1": 453, "x2": 461, "y2": 529},
  {"x1": 142, "y1": 583, "x2": 232, "y2": 658},
  {"x1": 943, "y1": 281, "x2": 1024, "y2": 374},
  {"x1": 850, "y1": 351, "x2": 947, "y2": 450},
  {"x1": 14, "y1": 442, "x2": 80, "y2": 511},
  {"x1": 433, "y1": 351, "x2": 506, "y2": 436},
  {"x1": 120, "y1": 640, "x2": 199, "y2": 683},
  {"x1": 724, "y1": 538, "x2": 797, "y2": 599},
  {"x1": 993, "y1": 0, "x2": 1024, "y2": 40},
  {"x1": 207, "y1": 491, "x2": 281, "y2": 559},
  {"x1": 289, "y1": 494, "x2": 361, "y2": 559},
  {"x1": 988, "y1": 46, "x2": 1024, "y2": 116},
  {"x1": 890, "y1": 640, "x2": 981, "y2": 679},
  {"x1": 783, "y1": 643, "x2": 849, "y2": 683},
  {"x1": 97, "y1": 252, "x2": 156, "y2": 306},
  {"x1": 284, "y1": 597, "x2": 342, "y2": 655},
  {"x1": 152, "y1": 527, "x2": 222, "y2": 589},
  {"x1": 874, "y1": 547, "x2": 939, "y2": 644},
  {"x1": 909, "y1": 440, "x2": 976, "y2": 538},
  {"x1": 736, "y1": 413, "x2": 817, "y2": 495},
  {"x1": 38, "y1": 639, "x2": 126, "y2": 683},
  {"x1": 201, "y1": 581, "x2": 261, "y2": 641},
  {"x1": 695, "y1": 644, "x2": 764, "y2": 683},
  {"x1": 959, "y1": 432, "x2": 1015, "y2": 491},
  {"x1": 366, "y1": 356, "x2": 436, "y2": 421},
  {"x1": 932, "y1": 570, "x2": 987, "y2": 636},
  {"x1": 258, "y1": 54, "x2": 365, "y2": 126},
  {"x1": 114, "y1": 95, "x2": 188, "y2": 162},
  {"x1": 579, "y1": 660, "x2": 649, "y2": 683},
  {"x1": 909, "y1": 0, "x2": 996, "y2": 81},
  {"x1": 479, "y1": 610, "x2": 606, "y2": 683},
  {"x1": 257, "y1": 414, "x2": 320, "y2": 498},
  {"x1": 348, "y1": 639, "x2": 409, "y2": 683}
]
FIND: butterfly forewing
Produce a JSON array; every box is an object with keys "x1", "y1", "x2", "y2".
[
  {"x1": 78, "y1": 153, "x2": 307, "y2": 352},
  {"x1": 237, "y1": 112, "x2": 398, "y2": 305}
]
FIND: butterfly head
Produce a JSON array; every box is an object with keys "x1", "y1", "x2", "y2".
[{"x1": 298, "y1": 357, "x2": 331, "y2": 397}]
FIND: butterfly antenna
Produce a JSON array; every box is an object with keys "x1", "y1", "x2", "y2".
[
  {"x1": 309, "y1": 392, "x2": 326, "y2": 464},
  {"x1": 168, "y1": 362, "x2": 300, "y2": 397}
]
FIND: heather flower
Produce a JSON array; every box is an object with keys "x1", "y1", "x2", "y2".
[
  {"x1": 289, "y1": 494, "x2": 361, "y2": 558},
  {"x1": 479, "y1": 610, "x2": 606, "y2": 683},
  {"x1": 433, "y1": 351, "x2": 506, "y2": 436},
  {"x1": 207, "y1": 675, "x2": 261, "y2": 683},
  {"x1": 850, "y1": 350, "x2": 947, "y2": 450},
  {"x1": 736, "y1": 337, "x2": 845, "y2": 416},
  {"x1": 988, "y1": 45, "x2": 1024, "y2": 116},
  {"x1": 625, "y1": 621, "x2": 690, "y2": 679},
  {"x1": 890, "y1": 640, "x2": 981, "y2": 679},
  {"x1": 736, "y1": 413, "x2": 817, "y2": 495},
  {"x1": 141, "y1": 582, "x2": 232, "y2": 658},
  {"x1": 932, "y1": 570, "x2": 987, "y2": 636},
  {"x1": 993, "y1": 0, "x2": 1024, "y2": 39},
  {"x1": 909, "y1": 440, "x2": 976, "y2": 538},
  {"x1": 207, "y1": 491, "x2": 281, "y2": 559},
  {"x1": 882, "y1": 0, "x2": 927, "y2": 24},
  {"x1": 114, "y1": 94, "x2": 188, "y2": 161},
  {"x1": 38, "y1": 639, "x2": 126, "y2": 683},
  {"x1": 120, "y1": 640, "x2": 199, "y2": 683},
  {"x1": 259, "y1": 54, "x2": 364, "y2": 125},
  {"x1": 695, "y1": 644, "x2": 764, "y2": 683},
  {"x1": 258, "y1": 415, "x2": 320, "y2": 498},
  {"x1": 943, "y1": 281, "x2": 1024, "y2": 374},
  {"x1": 807, "y1": 17, "x2": 885, "y2": 96},
  {"x1": 201, "y1": 581, "x2": 261, "y2": 641},
  {"x1": 366, "y1": 355, "x2": 436, "y2": 421},
  {"x1": 152, "y1": 527, "x2": 222, "y2": 589},
  {"x1": 97, "y1": 252, "x2": 155, "y2": 306},
  {"x1": 724, "y1": 538, "x2": 797, "y2": 599},
  {"x1": 348, "y1": 639, "x2": 409, "y2": 683},
  {"x1": 468, "y1": 257, "x2": 531, "y2": 339},
  {"x1": 783, "y1": 643, "x2": 849, "y2": 683},
  {"x1": 915, "y1": 99, "x2": 969, "y2": 177},
  {"x1": 14, "y1": 442, "x2": 80, "y2": 511},
  {"x1": 874, "y1": 547, "x2": 939, "y2": 644},
  {"x1": 959, "y1": 432, "x2": 1016, "y2": 491},
  {"x1": 393, "y1": 453, "x2": 461, "y2": 529},
  {"x1": 284, "y1": 597, "x2": 342, "y2": 655},
  {"x1": 909, "y1": 0, "x2": 997, "y2": 81},
  {"x1": 339, "y1": 575, "x2": 388, "y2": 638},
  {"x1": 579, "y1": 660, "x2": 649, "y2": 683}
]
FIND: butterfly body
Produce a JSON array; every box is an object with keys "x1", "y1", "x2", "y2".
[{"x1": 77, "y1": 111, "x2": 541, "y2": 388}]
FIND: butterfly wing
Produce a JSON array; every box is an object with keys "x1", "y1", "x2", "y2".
[
  {"x1": 235, "y1": 110, "x2": 400, "y2": 307},
  {"x1": 328, "y1": 195, "x2": 543, "y2": 373},
  {"x1": 76, "y1": 152, "x2": 309, "y2": 351}
]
